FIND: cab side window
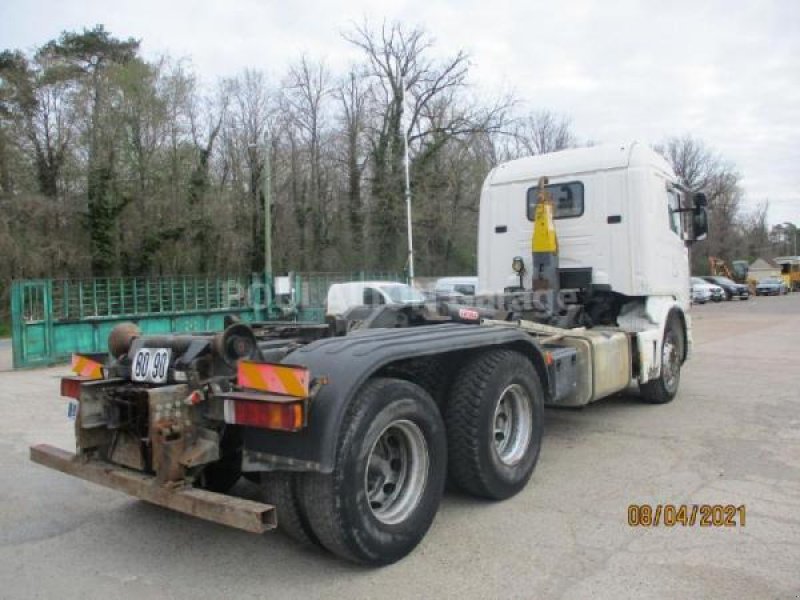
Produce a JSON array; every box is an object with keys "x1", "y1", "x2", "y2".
[
  {"x1": 363, "y1": 288, "x2": 385, "y2": 306},
  {"x1": 666, "y1": 189, "x2": 682, "y2": 236}
]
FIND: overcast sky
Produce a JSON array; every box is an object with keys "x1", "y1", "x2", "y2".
[{"x1": 1, "y1": 0, "x2": 798, "y2": 225}]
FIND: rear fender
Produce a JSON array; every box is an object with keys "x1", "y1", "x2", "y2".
[{"x1": 242, "y1": 324, "x2": 546, "y2": 473}]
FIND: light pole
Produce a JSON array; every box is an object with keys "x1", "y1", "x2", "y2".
[
  {"x1": 263, "y1": 131, "x2": 272, "y2": 276},
  {"x1": 781, "y1": 222, "x2": 797, "y2": 257},
  {"x1": 248, "y1": 136, "x2": 272, "y2": 276}
]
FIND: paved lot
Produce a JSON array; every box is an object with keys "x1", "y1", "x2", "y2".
[
  {"x1": 0, "y1": 338, "x2": 11, "y2": 372},
  {"x1": 1, "y1": 296, "x2": 799, "y2": 599}
]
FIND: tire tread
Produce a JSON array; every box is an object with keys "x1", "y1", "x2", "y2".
[
  {"x1": 261, "y1": 472, "x2": 320, "y2": 547},
  {"x1": 298, "y1": 377, "x2": 444, "y2": 564},
  {"x1": 446, "y1": 349, "x2": 540, "y2": 499}
]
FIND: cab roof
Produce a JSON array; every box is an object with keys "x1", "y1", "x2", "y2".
[{"x1": 486, "y1": 142, "x2": 675, "y2": 186}]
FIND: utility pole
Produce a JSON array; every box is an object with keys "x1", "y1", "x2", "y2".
[
  {"x1": 782, "y1": 222, "x2": 797, "y2": 257},
  {"x1": 263, "y1": 131, "x2": 272, "y2": 275},
  {"x1": 400, "y1": 73, "x2": 415, "y2": 286}
]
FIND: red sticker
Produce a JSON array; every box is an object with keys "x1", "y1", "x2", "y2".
[{"x1": 458, "y1": 308, "x2": 480, "y2": 321}]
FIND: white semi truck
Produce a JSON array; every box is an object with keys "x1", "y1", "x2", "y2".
[{"x1": 30, "y1": 142, "x2": 708, "y2": 565}]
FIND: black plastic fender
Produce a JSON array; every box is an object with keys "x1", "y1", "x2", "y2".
[{"x1": 242, "y1": 323, "x2": 548, "y2": 473}]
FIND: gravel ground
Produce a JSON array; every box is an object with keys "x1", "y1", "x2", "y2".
[{"x1": 0, "y1": 295, "x2": 798, "y2": 599}]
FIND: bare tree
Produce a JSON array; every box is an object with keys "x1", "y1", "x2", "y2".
[
  {"x1": 3, "y1": 24, "x2": 778, "y2": 303},
  {"x1": 336, "y1": 68, "x2": 369, "y2": 260},
  {"x1": 344, "y1": 20, "x2": 508, "y2": 269},
  {"x1": 222, "y1": 69, "x2": 273, "y2": 271},
  {"x1": 515, "y1": 110, "x2": 576, "y2": 156},
  {"x1": 284, "y1": 57, "x2": 334, "y2": 263}
]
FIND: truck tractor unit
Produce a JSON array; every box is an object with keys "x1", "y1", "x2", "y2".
[{"x1": 31, "y1": 142, "x2": 708, "y2": 565}]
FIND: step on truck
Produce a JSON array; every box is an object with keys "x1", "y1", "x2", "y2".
[{"x1": 30, "y1": 142, "x2": 709, "y2": 565}]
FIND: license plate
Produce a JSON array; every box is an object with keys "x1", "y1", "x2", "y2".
[
  {"x1": 66, "y1": 400, "x2": 78, "y2": 421},
  {"x1": 131, "y1": 348, "x2": 172, "y2": 384}
]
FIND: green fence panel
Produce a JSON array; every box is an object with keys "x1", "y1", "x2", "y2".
[
  {"x1": 12, "y1": 274, "x2": 258, "y2": 368},
  {"x1": 11, "y1": 271, "x2": 404, "y2": 368},
  {"x1": 11, "y1": 280, "x2": 53, "y2": 368}
]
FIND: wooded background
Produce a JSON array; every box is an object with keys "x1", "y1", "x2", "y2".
[{"x1": 0, "y1": 24, "x2": 792, "y2": 328}]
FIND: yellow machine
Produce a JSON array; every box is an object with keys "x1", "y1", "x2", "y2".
[
  {"x1": 775, "y1": 257, "x2": 800, "y2": 292},
  {"x1": 709, "y1": 256, "x2": 756, "y2": 292}
]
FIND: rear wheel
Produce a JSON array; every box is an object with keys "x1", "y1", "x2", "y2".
[
  {"x1": 446, "y1": 349, "x2": 544, "y2": 500},
  {"x1": 260, "y1": 472, "x2": 319, "y2": 547},
  {"x1": 639, "y1": 316, "x2": 683, "y2": 404},
  {"x1": 298, "y1": 378, "x2": 446, "y2": 565}
]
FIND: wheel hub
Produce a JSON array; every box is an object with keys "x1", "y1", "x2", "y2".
[
  {"x1": 365, "y1": 419, "x2": 429, "y2": 525},
  {"x1": 492, "y1": 384, "x2": 533, "y2": 466},
  {"x1": 661, "y1": 337, "x2": 680, "y2": 391}
]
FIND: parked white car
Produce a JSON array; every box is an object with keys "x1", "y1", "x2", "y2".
[
  {"x1": 326, "y1": 281, "x2": 426, "y2": 316},
  {"x1": 690, "y1": 277, "x2": 724, "y2": 304},
  {"x1": 433, "y1": 276, "x2": 478, "y2": 298}
]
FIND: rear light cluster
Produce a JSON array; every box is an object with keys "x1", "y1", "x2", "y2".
[
  {"x1": 221, "y1": 361, "x2": 311, "y2": 432},
  {"x1": 61, "y1": 354, "x2": 106, "y2": 400},
  {"x1": 223, "y1": 398, "x2": 305, "y2": 432}
]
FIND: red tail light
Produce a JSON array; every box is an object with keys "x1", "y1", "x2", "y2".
[
  {"x1": 60, "y1": 376, "x2": 86, "y2": 400},
  {"x1": 223, "y1": 397, "x2": 305, "y2": 432}
]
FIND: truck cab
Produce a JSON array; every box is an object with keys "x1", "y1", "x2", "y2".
[
  {"x1": 479, "y1": 142, "x2": 695, "y2": 302},
  {"x1": 478, "y1": 142, "x2": 707, "y2": 391}
]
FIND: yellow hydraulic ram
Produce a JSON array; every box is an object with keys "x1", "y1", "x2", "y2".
[{"x1": 531, "y1": 176, "x2": 559, "y2": 292}]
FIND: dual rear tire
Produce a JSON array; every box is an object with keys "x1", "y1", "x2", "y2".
[
  {"x1": 297, "y1": 378, "x2": 447, "y2": 565},
  {"x1": 262, "y1": 378, "x2": 447, "y2": 565},
  {"x1": 261, "y1": 350, "x2": 545, "y2": 564},
  {"x1": 445, "y1": 350, "x2": 545, "y2": 500}
]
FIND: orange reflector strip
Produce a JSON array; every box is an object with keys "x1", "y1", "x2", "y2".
[
  {"x1": 237, "y1": 361, "x2": 310, "y2": 398},
  {"x1": 71, "y1": 354, "x2": 103, "y2": 380},
  {"x1": 223, "y1": 399, "x2": 305, "y2": 432}
]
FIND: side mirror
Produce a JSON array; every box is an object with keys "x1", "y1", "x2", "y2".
[
  {"x1": 692, "y1": 206, "x2": 708, "y2": 241},
  {"x1": 693, "y1": 192, "x2": 708, "y2": 208}
]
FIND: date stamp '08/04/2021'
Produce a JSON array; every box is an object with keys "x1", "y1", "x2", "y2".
[{"x1": 628, "y1": 504, "x2": 746, "y2": 527}]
